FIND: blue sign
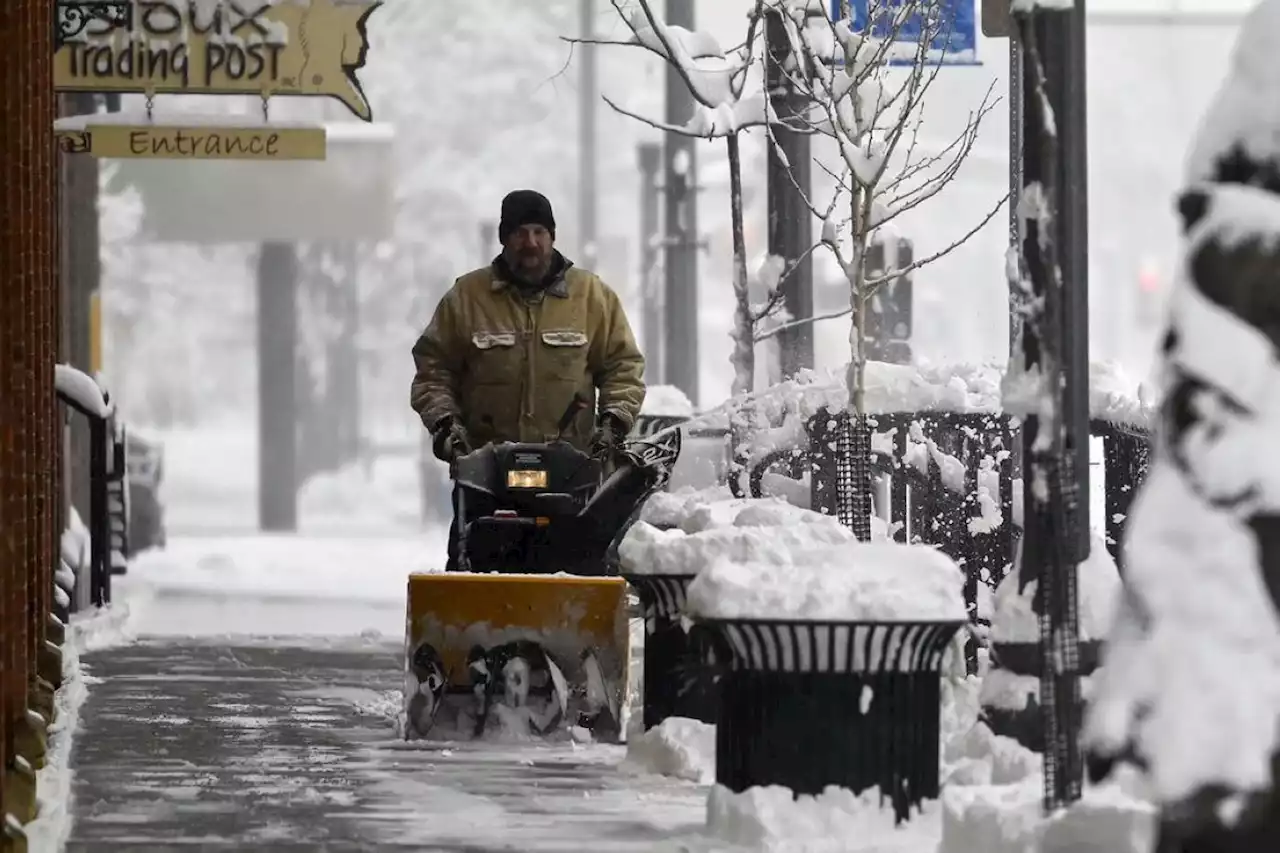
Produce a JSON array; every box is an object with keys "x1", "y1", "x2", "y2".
[{"x1": 828, "y1": 0, "x2": 979, "y2": 66}]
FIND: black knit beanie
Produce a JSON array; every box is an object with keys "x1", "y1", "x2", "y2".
[{"x1": 498, "y1": 189, "x2": 556, "y2": 243}]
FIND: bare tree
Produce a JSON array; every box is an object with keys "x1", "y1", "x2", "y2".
[
  {"x1": 566, "y1": 0, "x2": 778, "y2": 398},
  {"x1": 755, "y1": 0, "x2": 1006, "y2": 415}
]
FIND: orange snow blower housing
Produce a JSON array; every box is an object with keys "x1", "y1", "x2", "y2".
[{"x1": 402, "y1": 408, "x2": 680, "y2": 744}]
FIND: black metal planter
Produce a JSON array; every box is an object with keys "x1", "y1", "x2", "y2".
[
  {"x1": 623, "y1": 574, "x2": 723, "y2": 729},
  {"x1": 700, "y1": 618, "x2": 964, "y2": 824}
]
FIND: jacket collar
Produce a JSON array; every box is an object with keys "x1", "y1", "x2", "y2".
[{"x1": 491, "y1": 251, "x2": 573, "y2": 298}]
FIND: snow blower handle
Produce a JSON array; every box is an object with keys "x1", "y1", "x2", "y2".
[{"x1": 556, "y1": 393, "x2": 590, "y2": 441}]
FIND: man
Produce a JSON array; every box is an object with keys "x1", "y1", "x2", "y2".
[{"x1": 410, "y1": 189, "x2": 646, "y2": 566}]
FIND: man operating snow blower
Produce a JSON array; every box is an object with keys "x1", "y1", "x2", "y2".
[
  {"x1": 402, "y1": 191, "x2": 668, "y2": 743},
  {"x1": 410, "y1": 189, "x2": 647, "y2": 570}
]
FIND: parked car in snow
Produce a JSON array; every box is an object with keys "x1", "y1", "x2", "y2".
[{"x1": 126, "y1": 430, "x2": 166, "y2": 555}]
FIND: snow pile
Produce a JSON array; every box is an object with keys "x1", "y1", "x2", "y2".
[
  {"x1": 736, "y1": 361, "x2": 1005, "y2": 464},
  {"x1": 619, "y1": 510, "x2": 855, "y2": 578},
  {"x1": 639, "y1": 485, "x2": 736, "y2": 530},
  {"x1": 941, "y1": 702, "x2": 1156, "y2": 853},
  {"x1": 622, "y1": 716, "x2": 715, "y2": 784},
  {"x1": 1084, "y1": 0, "x2": 1280, "y2": 812},
  {"x1": 685, "y1": 540, "x2": 967, "y2": 622},
  {"x1": 641, "y1": 384, "x2": 695, "y2": 419},
  {"x1": 637, "y1": 485, "x2": 864, "y2": 536},
  {"x1": 24, "y1": 614, "x2": 111, "y2": 852},
  {"x1": 980, "y1": 534, "x2": 1122, "y2": 713},
  {"x1": 1089, "y1": 360, "x2": 1157, "y2": 429},
  {"x1": 69, "y1": 602, "x2": 140, "y2": 654},
  {"x1": 705, "y1": 784, "x2": 940, "y2": 852},
  {"x1": 157, "y1": 420, "x2": 430, "y2": 536},
  {"x1": 297, "y1": 460, "x2": 424, "y2": 534},
  {"x1": 111, "y1": 534, "x2": 442, "y2": 639},
  {"x1": 940, "y1": 767, "x2": 1157, "y2": 853},
  {"x1": 989, "y1": 532, "x2": 1122, "y2": 645},
  {"x1": 727, "y1": 358, "x2": 1154, "y2": 467},
  {"x1": 1083, "y1": 466, "x2": 1280, "y2": 806}
]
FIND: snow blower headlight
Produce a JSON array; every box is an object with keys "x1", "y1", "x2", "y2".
[{"x1": 506, "y1": 469, "x2": 548, "y2": 490}]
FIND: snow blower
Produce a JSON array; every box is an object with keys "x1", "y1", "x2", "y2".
[{"x1": 403, "y1": 395, "x2": 681, "y2": 743}]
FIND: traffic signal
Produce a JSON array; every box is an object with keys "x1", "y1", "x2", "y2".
[{"x1": 864, "y1": 236, "x2": 914, "y2": 364}]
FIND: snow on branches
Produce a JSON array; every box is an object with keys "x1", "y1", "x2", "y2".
[
  {"x1": 757, "y1": 0, "x2": 1006, "y2": 415},
  {"x1": 569, "y1": 0, "x2": 773, "y2": 398}
]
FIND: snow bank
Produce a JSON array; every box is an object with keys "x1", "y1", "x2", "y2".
[
  {"x1": 730, "y1": 359, "x2": 1150, "y2": 472},
  {"x1": 685, "y1": 540, "x2": 967, "y2": 622},
  {"x1": 23, "y1": 611, "x2": 114, "y2": 852},
  {"x1": 620, "y1": 505, "x2": 855, "y2": 577},
  {"x1": 637, "y1": 485, "x2": 853, "y2": 535},
  {"x1": 989, "y1": 532, "x2": 1122, "y2": 644},
  {"x1": 706, "y1": 784, "x2": 940, "y2": 852},
  {"x1": 297, "y1": 460, "x2": 425, "y2": 534},
  {"x1": 641, "y1": 384, "x2": 695, "y2": 419},
  {"x1": 940, "y1": 772, "x2": 1156, "y2": 853},
  {"x1": 1089, "y1": 360, "x2": 1157, "y2": 430},
  {"x1": 69, "y1": 603, "x2": 139, "y2": 654},
  {"x1": 109, "y1": 533, "x2": 442, "y2": 640},
  {"x1": 941, "y1": 709, "x2": 1156, "y2": 853},
  {"x1": 737, "y1": 359, "x2": 1149, "y2": 428},
  {"x1": 54, "y1": 364, "x2": 112, "y2": 419},
  {"x1": 622, "y1": 716, "x2": 715, "y2": 784},
  {"x1": 639, "y1": 485, "x2": 736, "y2": 530}
]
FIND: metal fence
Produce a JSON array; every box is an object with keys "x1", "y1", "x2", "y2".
[
  {"x1": 746, "y1": 407, "x2": 1151, "y2": 674},
  {"x1": 1, "y1": 0, "x2": 58, "y2": 824}
]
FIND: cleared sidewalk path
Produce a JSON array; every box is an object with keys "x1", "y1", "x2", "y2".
[{"x1": 67, "y1": 639, "x2": 705, "y2": 852}]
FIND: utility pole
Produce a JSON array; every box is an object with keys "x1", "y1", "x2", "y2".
[
  {"x1": 663, "y1": 0, "x2": 699, "y2": 404},
  {"x1": 1007, "y1": 22, "x2": 1025, "y2": 359},
  {"x1": 579, "y1": 0, "x2": 599, "y2": 271},
  {"x1": 764, "y1": 6, "x2": 814, "y2": 377},
  {"x1": 638, "y1": 142, "x2": 664, "y2": 382},
  {"x1": 480, "y1": 221, "x2": 496, "y2": 262},
  {"x1": 333, "y1": 244, "x2": 360, "y2": 466},
  {"x1": 257, "y1": 242, "x2": 299, "y2": 532},
  {"x1": 1015, "y1": 0, "x2": 1090, "y2": 811}
]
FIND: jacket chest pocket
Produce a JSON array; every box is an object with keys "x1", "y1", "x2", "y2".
[
  {"x1": 539, "y1": 329, "x2": 589, "y2": 381},
  {"x1": 470, "y1": 331, "x2": 520, "y2": 384}
]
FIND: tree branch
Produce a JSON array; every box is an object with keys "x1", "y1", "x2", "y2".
[
  {"x1": 628, "y1": 0, "x2": 722, "y2": 110},
  {"x1": 600, "y1": 92, "x2": 765, "y2": 138},
  {"x1": 862, "y1": 193, "x2": 1009, "y2": 288}
]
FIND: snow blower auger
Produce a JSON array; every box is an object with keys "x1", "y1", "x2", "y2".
[{"x1": 403, "y1": 395, "x2": 681, "y2": 744}]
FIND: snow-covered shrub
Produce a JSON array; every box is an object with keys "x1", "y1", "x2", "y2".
[{"x1": 1084, "y1": 0, "x2": 1280, "y2": 841}]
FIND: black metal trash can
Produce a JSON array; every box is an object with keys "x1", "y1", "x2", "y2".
[
  {"x1": 624, "y1": 574, "x2": 722, "y2": 730},
  {"x1": 701, "y1": 618, "x2": 964, "y2": 824}
]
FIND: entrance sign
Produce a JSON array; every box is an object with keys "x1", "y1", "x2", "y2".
[
  {"x1": 54, "y1": 112, "x2": 327, "y2": 160},
  {"x1": 109, "y1": 121, "x2": 397, "y2": 242},
  {"x1": 827, "y1": 0, "x2": 980, "y2": 66},
  {"x1": 54, "y1": 0, "x2": 383, "y2": 121}
]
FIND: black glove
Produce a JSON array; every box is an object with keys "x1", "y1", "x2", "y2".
[
  {"x1": 431, "y1": 415, "x2": 471, "y2": 464},
  {"x1": 589, "y1": 413, "x2": 628, "y2": 461}
]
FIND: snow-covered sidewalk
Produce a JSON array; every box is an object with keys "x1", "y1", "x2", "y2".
[{"x1": 65, "y1": 638, "x2": 708, "y2": 851}]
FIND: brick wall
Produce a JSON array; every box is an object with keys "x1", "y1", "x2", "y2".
[{"x1": 0, "y1": 0, "x2": 59, "y2": 817}]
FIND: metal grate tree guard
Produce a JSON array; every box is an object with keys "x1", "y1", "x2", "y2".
[
  {"x1": 699, "y1": 618, "x2": 964, "y2": 824},
  {"x1": 623, "y1": 574, "x2": 722, "y2": 729}
]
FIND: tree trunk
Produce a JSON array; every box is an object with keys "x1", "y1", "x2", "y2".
[
  {"x1": 728, "y1": 133, "x2": 753, "y2": 398},
  {"x1": 726, "y1": 133, "x2": 755, "y2": 498},
  {"x1": 845, "y1": 188, "x2": 873, "y2": 540}
]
